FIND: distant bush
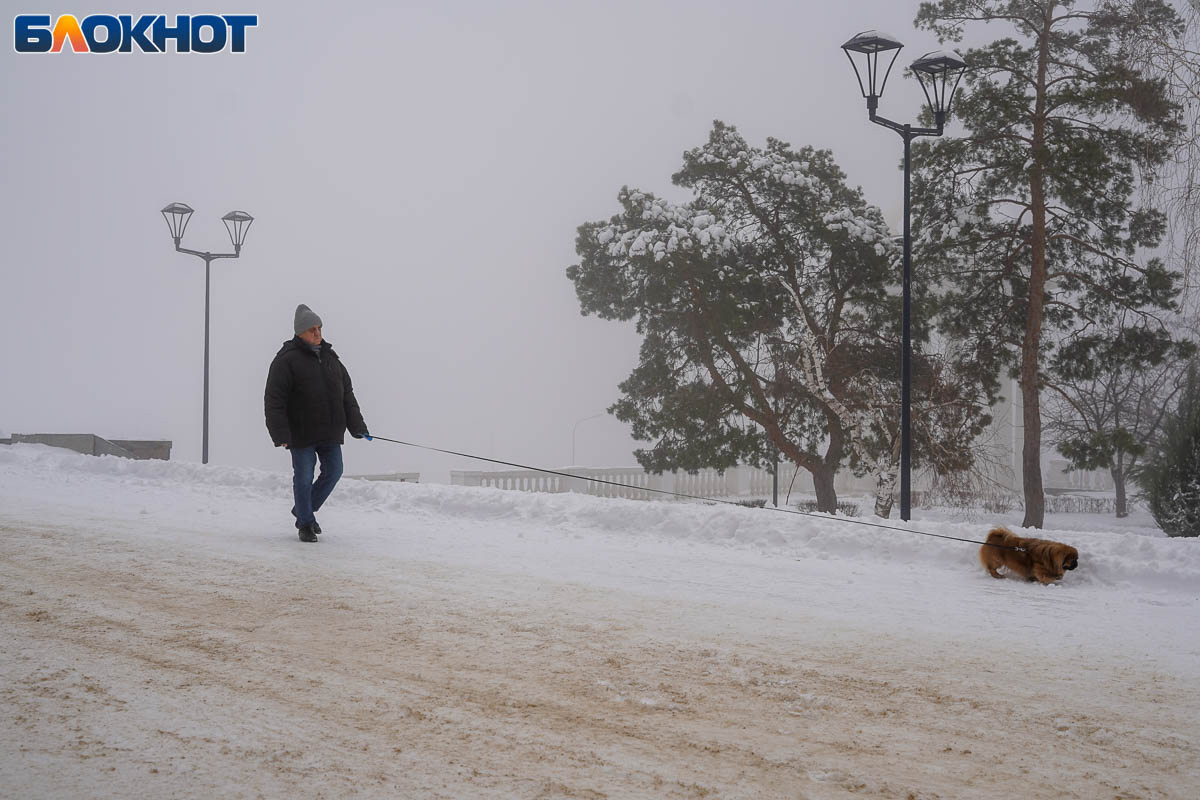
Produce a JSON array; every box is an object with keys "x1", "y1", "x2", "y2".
[
  {"x1": 916, "y1": 487, "x2": 1018, "y2": 514},
  {"x1": 734, "y1": 498, "x2": 767, "y2": 508},
  {"x1": 981, "y1": 491, "x2": 1018, "y2": 514},
  {"x1": 1043, "y1": 495, "x2": 1117, "y2": 515},
  {"x1": 795, "y1": 500, "x2": 860, "y2": 517},
  {"x1": 915, "y1": 468, "x2": 1021, "y2": 515}
]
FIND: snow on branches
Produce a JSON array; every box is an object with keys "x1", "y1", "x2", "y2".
[{"x1": 596, "y1": 189, "x2": 735, "y2": 264}]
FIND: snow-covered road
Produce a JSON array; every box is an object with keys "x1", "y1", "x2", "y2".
[{"x1": 1, "y1": 444, "x2": 1197, "y2": 798}]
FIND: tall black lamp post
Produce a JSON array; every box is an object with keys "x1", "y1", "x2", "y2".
[
  {"x1": 841, "y1": 31, "x2": 966, "y2": 521},
  {"x1": 161, "y1": 203, "x2": 254, "y2": 464}
]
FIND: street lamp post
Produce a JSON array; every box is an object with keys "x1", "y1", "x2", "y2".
[
  {"x1": 161, "y1": 202, "x2": 254, "y2": 464},
  {"x1": 572, "y1": 411, "x2": 607, "y2": 466},
  {"x1": 841, "y1": 31, "x2": 966, "y2": 521}
]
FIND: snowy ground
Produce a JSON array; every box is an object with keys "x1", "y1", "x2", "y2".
[{"x1": 1, "y1": 444, "x2": 1197, "y2": 799}]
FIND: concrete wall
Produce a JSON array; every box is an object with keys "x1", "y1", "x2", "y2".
[
  {"x1": 111, "y1": 439, "x2": 173, "y2": 461},
  {"x1": 3, "y1": 433, "x2": 171, "y2": 460},
  {"x1": 354, "y1": 473, "x2": 420, "y2": 483},
  {"x1": 8, "y1": 433, "x2": 131, "y2": 458}
]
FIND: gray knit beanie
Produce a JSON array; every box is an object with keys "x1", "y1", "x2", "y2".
[{"x1": 294, "y1": 304, "x2": 322, "y2": 335}]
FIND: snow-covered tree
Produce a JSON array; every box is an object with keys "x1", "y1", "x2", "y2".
[{"x1": 569, "y1": 121, "x2": 992, "y2": 516}]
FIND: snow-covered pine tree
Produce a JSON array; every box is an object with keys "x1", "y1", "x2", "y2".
[{"x1": 569, "y1": 122, "x2": 993, "y2": 516}]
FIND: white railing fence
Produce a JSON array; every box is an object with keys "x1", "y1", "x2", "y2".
[
  {"x1": 450, "y1": 461, "x2": 1115, "y2": 505},
  {"x1": 450, "y1": 464, "x2": 774, "y2": 501}
]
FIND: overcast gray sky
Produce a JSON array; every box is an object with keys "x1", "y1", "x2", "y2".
[{"x1": 1, "y1": 0, "x2": 954, "y2": 481}]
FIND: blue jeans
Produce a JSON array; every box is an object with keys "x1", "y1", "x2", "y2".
[{"x1": 290, "y1": 443, "x2": 343, "y2": 528}]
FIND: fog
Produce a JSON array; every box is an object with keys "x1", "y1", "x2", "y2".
[{"x1": 2, "y1": 1, "x2": 948, "y2": 481}]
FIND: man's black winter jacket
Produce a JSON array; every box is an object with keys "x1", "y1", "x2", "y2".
[{"x1": 264, "y1": 337, "x2": 367, "y2": 449}]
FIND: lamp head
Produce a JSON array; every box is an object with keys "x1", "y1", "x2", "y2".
[
  {"x1": 910, "y1": 50, "x2": 968, "y2": 128},
  {"x1": 160, "y1": 202, "x2": 195, "y2": 247},
  {"x1": 842, "y1": 30, "x2": 904, "y2": 112},
  {"x1": 221, "y1": 210, "x2": 254, "y2": 254}
]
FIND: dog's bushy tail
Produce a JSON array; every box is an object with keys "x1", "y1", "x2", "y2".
[
  {"x1": 979, "y1": 527, "x2": 1015, "y2": 577},
  {"x1": 985, "y1": 527, "x2": 1015, "y2": 546}
]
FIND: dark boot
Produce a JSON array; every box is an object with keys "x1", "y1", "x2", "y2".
[
  {"x1": 292, "y1": 507, "x2": 322, "y2": 534},
  {"x1": 297, "y1": 524, "x2": 318, "y2": 543}
]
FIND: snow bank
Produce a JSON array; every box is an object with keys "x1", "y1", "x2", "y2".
[{"x1": 2, "y1": 443, "x2": 1197, "y2": 594}]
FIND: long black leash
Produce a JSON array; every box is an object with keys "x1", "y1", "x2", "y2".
[{"x1": 365, "y1": 434, "x2": 1023, "y2": 551}]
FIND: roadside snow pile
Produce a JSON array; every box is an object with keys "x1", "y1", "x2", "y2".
[
  {"x1": 2, "y1": 443, "x2": 1198, "y2": 594},
  {"x1": 1, "y1": 440, "x2": 289, "y2": 493}
]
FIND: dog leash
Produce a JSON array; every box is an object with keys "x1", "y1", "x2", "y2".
[{"x1": 363, "y1": 434, "x2": 1025, "y2": 551}]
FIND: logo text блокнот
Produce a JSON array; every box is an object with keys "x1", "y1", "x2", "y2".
[{"x1": 14, "y1": 14, "x2": 258, "y2": 53}]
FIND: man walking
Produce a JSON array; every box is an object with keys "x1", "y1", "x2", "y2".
[{"x1": 265, "y1": 304, "x2": 369, "y2": 543}]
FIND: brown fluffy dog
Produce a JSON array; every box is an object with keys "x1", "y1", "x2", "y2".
[{"x1": 979, "y1": 527, "x2": 1079, "y2": 584}]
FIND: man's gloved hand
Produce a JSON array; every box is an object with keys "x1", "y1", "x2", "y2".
[{"x1": 352, "y1": 431, "x2": 371, "y2": 441}]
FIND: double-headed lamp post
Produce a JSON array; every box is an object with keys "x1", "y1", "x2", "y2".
[
  {"x1": 841, "y1": 31, "x2": 967, "y2": 521},
  {"x1": 161, "y1": 203, "x2": 254, "y2": 464}
]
